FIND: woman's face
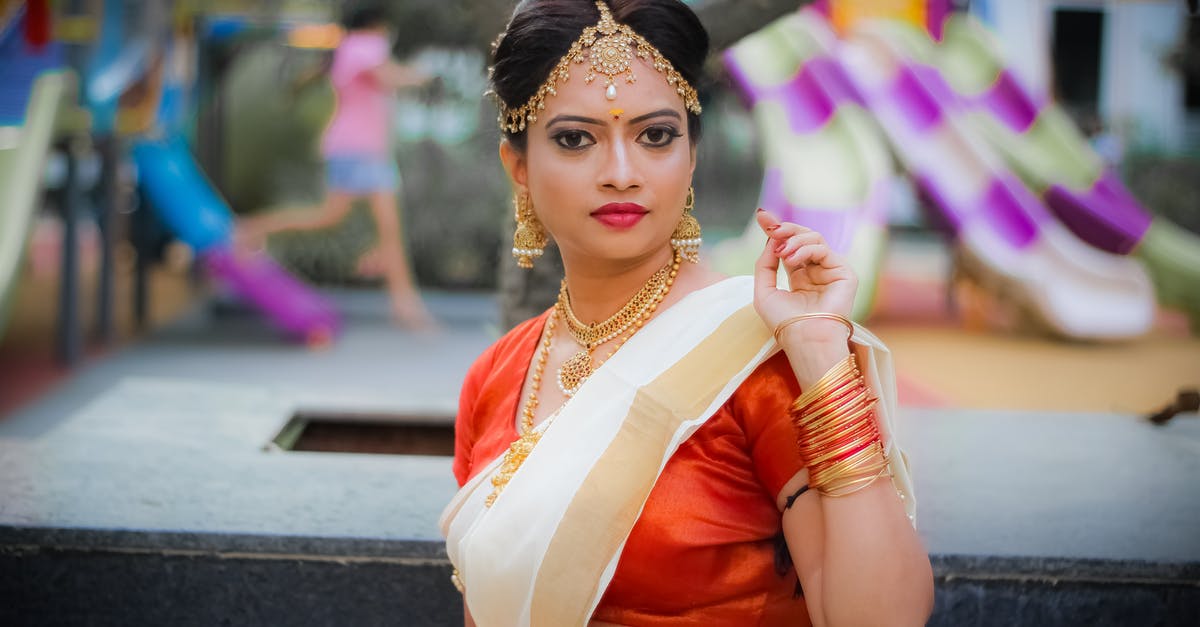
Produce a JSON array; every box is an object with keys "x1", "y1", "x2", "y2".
[{"x1": 501, "y1": 57, "x2": 697, "y2": 266}]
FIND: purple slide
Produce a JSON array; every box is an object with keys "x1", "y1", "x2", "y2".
[
  {"x1": 133, "y1": 139, "x2": 341, "y2": 343},
  {"x1": 835, "y1": 19, "x2": 1154, "y2": 340}
]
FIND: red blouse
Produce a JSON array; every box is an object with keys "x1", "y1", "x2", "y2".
[{"x1": 453, "y1": 311, "x2": 811, "y2": 626}]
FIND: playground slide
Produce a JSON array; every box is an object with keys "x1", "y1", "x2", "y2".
[
  {"x1": 933, "y1": 13, "x2": 1200, "y2": 330},
  {"x1": 0, "y1": 74, "x2": 64, "y2": 339},
  {"x1": 0, "y1": 5, "x2": 64, "y2": 339},
  {"x1": 717, "y1": 11, "x2": 893, "y2": 321},
  {"x1": 838, "y1": 18, "x2": 1154, "y2": 339},
  {"x1": 132, "y1": 139, "x2": 340, "y2": 343}
]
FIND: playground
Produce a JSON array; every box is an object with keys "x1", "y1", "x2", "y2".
[{"x1": 1, "y1": 1, "x2": 1198, "y2": 625}]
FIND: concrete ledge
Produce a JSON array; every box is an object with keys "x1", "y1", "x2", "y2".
[
  {"x1": 2, "y1": 331, "x2": 1198, "y2": 625},
  {"x1": 0, "y1": 530, "x2": 461, "y2": 627},
  {"x1": 931, "y1": 554, "x2": 1200, "y2": 626},
  {"x1": 4, "y1": 526, "x2": 1199, "y2": 626}
]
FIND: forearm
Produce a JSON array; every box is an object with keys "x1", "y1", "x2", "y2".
[
  {"x1": 374, "y1": 61, "x2": 428, "y2": 89},
  {"x1": 819, "y1": 481, "x2": 933, "y2": 625},
  {"x1": 778, "y1": 323, "x2": 934, "y2": 625}
]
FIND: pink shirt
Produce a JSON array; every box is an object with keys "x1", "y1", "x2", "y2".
[{"x1": 320, "y1": 32, "x2": 393, "y2": 158}]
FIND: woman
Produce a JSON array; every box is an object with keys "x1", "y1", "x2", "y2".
[{"x1": 441, "y1": 1, "x2": 934, "y2": 625}]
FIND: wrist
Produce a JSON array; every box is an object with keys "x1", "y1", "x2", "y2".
[
  {"x1": 777, "y1": 318, "x2": 851, "y2": 345},
  {"x1": 781, "y1": 341, "x2": 852, "y2": 390}
]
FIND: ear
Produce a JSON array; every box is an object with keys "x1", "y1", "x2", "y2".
[
  {"x1": 498, "y1": 140, "x2": 528, "y2": 191},
  {"x1": 688, "y1": 142, "x2": 697, "y2": 177}
]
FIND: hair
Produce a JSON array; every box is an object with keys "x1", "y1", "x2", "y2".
[
  {"x1": 490, "y1": 0, "x2": 709, "y2": 151},
  {"x1": 342, "y1": 4, "x2": 390, "y2": 31}
]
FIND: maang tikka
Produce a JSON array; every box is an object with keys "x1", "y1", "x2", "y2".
[
  {"x1": 512, "y1": 192, "x2": 547, "y2": 269},
  {"x1": 494, "y1": 1, "x2": 701, "y2": 134},
  {"x1": 671, "y1": 186, "x2": 702, "y2": 263}
]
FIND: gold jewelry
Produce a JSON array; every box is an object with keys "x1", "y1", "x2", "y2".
[
  {"x1": 556, "y1": 251, "x2": 680, "y2": 396},
  {"x1": 495, "y1": 1, "x2": 702, "y2": 134},
  {"x1": 487, "y1": 310, "x2": 559, "y2": 508},
  {"x1": 773, "y1": 312, "x2": 854, "y2": 344},
  {"x1": 485, "y1": 253, "x2": 677, "y2": 507},
  {"x1": 512, "y1": 191, "x2": 547, "y2": 269},
  {"x1": 788, "y1": 354, "x2": 889, "y2": 497},
  {"x1": 670, "y1": 186, "x2": 701, "y2": 264}
]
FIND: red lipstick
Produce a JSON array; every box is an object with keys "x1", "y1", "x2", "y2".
[{"x1": 591, "y1": 202, "x2": 648, "y2": 229}]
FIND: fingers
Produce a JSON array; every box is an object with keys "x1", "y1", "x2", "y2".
[
  {"x1": 783, "y1": 242, "x2": 838, "y2": 270},
  {"x1": 755, "y1": 209, "x2": 823, "y2": 245},
  {"x1": 753, "y1": 236, "x2": 781, "y2": 298},
  {"x1": 774, "y1": 231, "x2": 826, "y2": 259}
]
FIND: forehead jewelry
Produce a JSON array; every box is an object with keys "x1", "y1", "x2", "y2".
[
  {"x1": 495, "y1": 1, "x2": 701, "y2": 133},
  {"x1": 609, "y1": 108, "x2": 624, "y2": 119}
]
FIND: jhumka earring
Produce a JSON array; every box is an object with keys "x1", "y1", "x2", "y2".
[
  {"x1": 671, "y1": 186, "x2": 702, "y2": 263},
  {"x1": 512, "y1": 192, "x2": 547, "y2": 269}
]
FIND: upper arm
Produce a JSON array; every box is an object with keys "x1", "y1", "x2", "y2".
[
  {"x1": 729, "y1": 353, "x2": 805, "y2": 499},
  {"x1": 783, "y1": 488, "x2": 827, "y2": 627},
  {"x1": 452, "y1": 345, "x2": 498, "y2": 486}
]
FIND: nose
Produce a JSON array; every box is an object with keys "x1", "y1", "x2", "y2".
[{"x1": 598, "y1": 138, "x2": 642, "y2": 192}]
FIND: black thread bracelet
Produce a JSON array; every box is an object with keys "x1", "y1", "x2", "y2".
[{"x1": 784, "y1": 484, "x2": 810, "y2": 510}]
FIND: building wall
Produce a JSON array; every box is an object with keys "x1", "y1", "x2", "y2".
[{"x1": 972, "y1": 0, "x2": 1188, "y2": 153}]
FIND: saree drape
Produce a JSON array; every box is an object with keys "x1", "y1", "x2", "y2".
[{"x1": 440, "y1": 277, "x2": 916, "y2": 626}]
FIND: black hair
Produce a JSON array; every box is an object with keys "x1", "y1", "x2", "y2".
[
  {"x1": 342, "y1": 4, "x2": 390, "y2": 31},
  {"x1": 490, "y1": 0, "x2": 709, "y2": 151}
]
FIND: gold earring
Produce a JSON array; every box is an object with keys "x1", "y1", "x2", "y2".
[
  {"x1": 671, "y1": 186, "x2": 702, "y2": 264},
  {"x1": 512, "y1": 192, "x2": 547, "y2": 269}
]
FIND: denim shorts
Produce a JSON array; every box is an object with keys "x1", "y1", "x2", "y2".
[{"x1": 325, "y1": 154, "x2": 401, "y2": 194}]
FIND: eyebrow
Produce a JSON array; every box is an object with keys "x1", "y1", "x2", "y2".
[
  {"x1": 628, "y1": 108, "x2": 681, "y2": 124},
  {"x1": 545, "y1": 108, "x2": 682, "y2": 129}
]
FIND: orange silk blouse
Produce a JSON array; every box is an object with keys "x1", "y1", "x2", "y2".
[{"x1": 453, "y1": 311, "x2": 812, "y2": 626}]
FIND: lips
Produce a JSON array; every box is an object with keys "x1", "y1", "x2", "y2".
[{"x1": 591, "y1": 203, "x2": 648, "y2": 229}]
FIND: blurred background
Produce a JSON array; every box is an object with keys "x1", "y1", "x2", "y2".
[
  {"x1": 1, "y1": 1, "x2": 1198, "y2": 624},
  {"x1": 0, "y1": 0, "x2": 1197, "y2": 419}
]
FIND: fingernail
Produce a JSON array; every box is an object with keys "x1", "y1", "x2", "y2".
[
  {"x1": 756, "y1": 207, "x2": 764, "y2": 213},
  {"x1": 767, "y1": 225, "x2": 780, "y2": 232}
]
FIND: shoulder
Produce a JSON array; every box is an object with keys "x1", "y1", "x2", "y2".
[{"x1": 463, "y1": 309, "x2": 550, "y2": 388}]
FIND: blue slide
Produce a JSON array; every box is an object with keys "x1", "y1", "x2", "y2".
[{"x1": 133, "y1": 139, "x2": 342, "y2": 343}]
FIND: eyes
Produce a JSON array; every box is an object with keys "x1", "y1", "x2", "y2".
[{"x1": 551, "y1": 124, "x2": 683, "y2": 152}]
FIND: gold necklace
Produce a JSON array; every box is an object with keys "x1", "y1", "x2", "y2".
[
  {"x1": 555, "y1": 252, "x2": 680, "y2": 396},
  {"x1": 485, "y1": 252, "x2": 680, "y2": 507},
  {"x1": 486, "y1": 310, "x2": 558, "y2": 508}
]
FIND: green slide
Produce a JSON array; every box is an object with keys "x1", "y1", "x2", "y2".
[{"x1": 0, "y1": 72, "x2": 65, "y2": 339}]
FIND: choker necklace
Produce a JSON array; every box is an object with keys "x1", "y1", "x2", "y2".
[
  {"x1": 485, "y1": 251, "x2": 681, "y2": 508},
  {"x1": 555, "y1": 251, "x2": 681, "y2": 396}
]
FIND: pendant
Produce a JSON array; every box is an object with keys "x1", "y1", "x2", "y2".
[{"x1": 557, "y1": 349, "x2": 594, "y2": 397}]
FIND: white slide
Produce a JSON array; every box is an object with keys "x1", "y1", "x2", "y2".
[{"x1": 837, "y1": 19, "x2": 1154, "y2": 340}]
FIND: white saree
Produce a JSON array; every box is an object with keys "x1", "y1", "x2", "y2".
[{"x1": 439, "y1": 277, "x2": 916, "y2": 626}]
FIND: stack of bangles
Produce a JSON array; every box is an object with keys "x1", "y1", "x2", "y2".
[{"x1": 783, "y1": 318, "x2": 890, "y2": 497}]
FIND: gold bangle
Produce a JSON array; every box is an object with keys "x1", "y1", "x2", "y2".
[
  {"x1": 792, "y1": 355, "x2": 858, "y2": 411},
  {"x1": 811, "y1": 444, "x2": 888, "y2": 492},
  {"x1": 773, "y1": 313, "x2": 854, "y2": 344},
  {"x1": 821, "y1": 461, "x2": 892, "y2": 498},
  {"x1": 451, "y1": 568, "x2": 465, "y2": 594}
]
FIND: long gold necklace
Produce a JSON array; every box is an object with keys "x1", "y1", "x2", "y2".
[
  {"x1": 484, "y1": 251, "x2": 681, "y2": 507},
  {"x1": 555, "y1": 251, "x2": 680, "y2": 396},
  {"x1": 486, "y1": 311, "x2": 558, "y2": 508}
]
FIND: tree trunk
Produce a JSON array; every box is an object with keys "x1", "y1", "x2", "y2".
[{"x1": 496, "y1": 0, "x2": 813, "y2": 330}]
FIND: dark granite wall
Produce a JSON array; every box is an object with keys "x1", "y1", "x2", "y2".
[{"x1": 4, "y1": 542, "x2": 1200, "y2": 626}]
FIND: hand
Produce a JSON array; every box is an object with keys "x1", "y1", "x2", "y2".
[{"x1": 752, "y1": 209, "x2": 858, "y2": 342}]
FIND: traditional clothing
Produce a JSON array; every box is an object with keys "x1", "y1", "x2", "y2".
[{"x1": 441, "y1": 277, "x2": 914, "y2": 626}]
